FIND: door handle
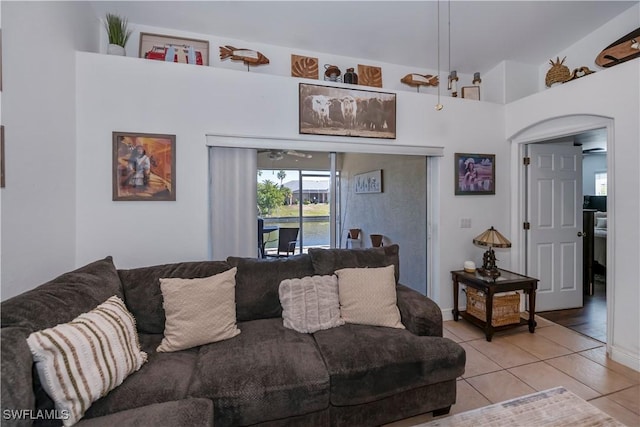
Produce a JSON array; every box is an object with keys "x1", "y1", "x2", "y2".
[{"x1": 577, "y1": 231, "x2": 586, "y2": 237}]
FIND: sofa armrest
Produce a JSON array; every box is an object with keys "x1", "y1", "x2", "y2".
[{"x1": 396, "y1": 284, "x2": 443, "y2": 337}]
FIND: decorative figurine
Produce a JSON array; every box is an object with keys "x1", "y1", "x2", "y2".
[{"x1": 219, "y1": 45, "x2": 270, "y2": 69}]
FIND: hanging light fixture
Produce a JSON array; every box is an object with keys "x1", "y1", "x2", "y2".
[
  {"x1": 447, "y1": 1, "x2": 458, "y2": 97},
  {"x1": 435, "y1": 0, "x2": 443, "y2": 111}
]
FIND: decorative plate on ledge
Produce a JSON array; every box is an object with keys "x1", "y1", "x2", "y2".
[
  {"x1": 291, "y1": 54, "x2": 319, "y2": 79},
  {"x1": 358, "y1": 64, "x2": 382, "y2": 88}
]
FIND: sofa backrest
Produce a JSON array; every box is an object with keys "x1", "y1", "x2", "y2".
[
  {"x1": 227, "y1": 254, "x2": 315, "y2": 322},
  {"x1": 118, "y1": 260, "x2": 232, "y2": 334},
  {"x1": 1, "y1": 256, "x2": 124, "y2": 332},
  {"x1": 307, "y1": 244, "x2": 400, "y2": 283}
]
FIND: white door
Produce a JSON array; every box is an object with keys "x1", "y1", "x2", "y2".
[{"x1": 527, "y1": 143, "x2": 583, "y2": 311}]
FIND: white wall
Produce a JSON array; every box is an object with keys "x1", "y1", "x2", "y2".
[
  {"x1": 537, "y1": 3, "x2": 640, "y2": 91},
  {"x1": 506, "y1": 60, "x2": 640, "y2": 371},
  {"x1": 75, "y1": 52, "x2": 507, "y2": 314},
  {"x1": 339, "y1": 153, "x2": 427, "y2": 293},
  {"x1": 0, "y1": 1, "x2": 98, "y2": 299},
  {"x1": 102, "y1": 21, "x2": 479, "y2": 101}
]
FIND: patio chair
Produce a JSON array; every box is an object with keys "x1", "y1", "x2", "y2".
[
  {"x1": 266, "y1": 227, "x2": 299, "y2": 258},
  {"x1": 258, "y1": 218, "x2": 265, "y2": 258}
]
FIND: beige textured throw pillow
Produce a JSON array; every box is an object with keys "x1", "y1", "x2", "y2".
[
  {"x1": 27, "y1": 296, "x2": 147, "y2": 426},
  {"x1": 335, "y1": 265, "x2": 405, "y2": 329},
  {"x1": 157, "y1": 267, "x2": 240, "y2": 352},
  {"x1": 279, "y1": 275, "x2": 344, "y2": 333}
]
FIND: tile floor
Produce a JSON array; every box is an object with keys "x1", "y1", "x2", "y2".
[{"x1": 386, "y1": 316, "x2": 640, "y2": 427}]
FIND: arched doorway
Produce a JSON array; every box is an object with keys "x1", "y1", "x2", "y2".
[{"x1": 508, "y1": 114, "x2": 614, "y2": 346}]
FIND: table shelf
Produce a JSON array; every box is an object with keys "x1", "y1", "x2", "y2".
[{"x1": 451, "y1": 268, "x2": 538, "y2": 342}]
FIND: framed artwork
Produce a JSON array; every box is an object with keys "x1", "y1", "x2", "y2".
[
  {"x1": 455, "y1": 153, "x2": 495, "y2": 195},
  {"x1": 462, "y1": 86, "x2": 480, "y2": 100},
  {"x1": 139, "y1": 32, "x2": 210, "y2": 66},
  {"x1": 299, "y1": 83, "x2": 396, "y2": 139},
  {"x1": 113, "y1": 132, "x2": 176, "y2": 201},
  {"x1": 354, "y1": 170, "x2": 383, "y2": 194}
]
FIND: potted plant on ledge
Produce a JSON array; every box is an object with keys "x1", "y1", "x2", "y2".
[{"x1": 105, "y1": 13, "x2": 132, "y2": 56}]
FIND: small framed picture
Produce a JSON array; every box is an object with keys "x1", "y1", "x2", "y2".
[
  {"x1": 354, "y1": 170, "x2": 383, "y2": 194},
  {"x1": 139, "y1": 32, "x2": 209, "y2": 66},
  {"x1": 461, "y1": 86, "x2": 480, "y2": 100},
  {"x1": 455, "y1": 153, "x2": 495, "y2": 195},
  {"x1": 113, "y1": 132, "x2": 176, "y2": 201}
]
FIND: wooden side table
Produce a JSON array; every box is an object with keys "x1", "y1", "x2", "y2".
[{"x1": 451, "y1": 269, "x2": 538, "y2": 342}]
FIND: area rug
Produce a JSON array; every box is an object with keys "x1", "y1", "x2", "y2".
[{"x1": 420, "y1": 386, "x2": 624, "y2": 426}]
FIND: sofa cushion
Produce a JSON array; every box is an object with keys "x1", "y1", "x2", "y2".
[
  {"x1": 1, "y1": 327, "x2": 35, "y2": 427},
  {"x1": 84, "y1": 333, "x2": 199, "y2": 419},
  {"x1": 76, "y1": 398, "x2": 213, "y2": 427},
  {"x1": 336, "y1": 265, "x2": 404, "y2": 329},
  {"x1": 1, "y1": 257, "x2": 123, "y2": 332},
  {"x1": 279, "y1": 274, "x2": 344, "y2": 333},
  {"x1": 313, "y1": 323, "x2": 466, "y2": 406},
  {"x1": 227, "y1": 254, "x2": 315, "y2": 322},
  {"x1": 26, "y1": 296, "x2": 147, "y2": 426},
  {"x1": 308, "y1": 244, "x2": 400, "y2": 283},
  {"x1": 157, "y1": 268, "x2": 240, "y2": 352},
  {"x1": 188, "y1": 318, "x2": 330, "y2": 426},
  {"x1": 118, "y1": 261, "x2": 232, "y2": 334}
]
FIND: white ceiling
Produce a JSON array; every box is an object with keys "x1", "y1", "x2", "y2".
[{"x1": 90, "y1": 1, "x2": 637, "y2": 74}]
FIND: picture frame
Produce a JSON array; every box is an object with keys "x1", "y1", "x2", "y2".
[
  {"x1": 113, "y1": 132, "x2": 176, "y2": 201},
  {"x1": 462, "y1": 86, "x2": 480, "y2": 100},
  {"x1": 455, "y1": 153, "x2": 495, "y2": 195},
  {"x1": 299, "y1": 83, "x2": 396, "y2": 139},
  {"x1": 354, "y1": 169, "x2": 383, "y2": 194},
  {"x1": 139, "y1": 32, "x2": 210, "y2": 66}
]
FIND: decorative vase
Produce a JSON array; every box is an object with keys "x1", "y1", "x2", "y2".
[
  {"x1": 107, "y1": 44, "x2": 126, "y2": 56},
  {"x1": 348, "y1": 228, "x2": 360, "y2": 239},
  {"x1": 344, "y1": 68, "x2": 358, "y2": 84},
  {"x1": 370, "y1": 234, "x2": 383, "y2": 247}
]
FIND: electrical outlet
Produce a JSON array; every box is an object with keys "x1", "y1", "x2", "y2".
[{"x1": 460, "y1": 218, "x2": 472, "y2": 228}]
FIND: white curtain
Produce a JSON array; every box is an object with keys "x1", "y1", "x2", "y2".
[{"x1": 208, "y1": 147, "x2": 257, "y2": 259}]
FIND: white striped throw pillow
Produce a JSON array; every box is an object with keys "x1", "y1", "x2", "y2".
[
  {"x1": 279, "y1": 275, "x2": 345, "y2": 333},
  {"x1": 27, "y1": 296, "x2": 147, "y2": 426}
]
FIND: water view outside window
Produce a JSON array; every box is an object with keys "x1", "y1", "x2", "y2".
[{"x1": 258, "y1": 169, "x2": 331, "y2": 253}]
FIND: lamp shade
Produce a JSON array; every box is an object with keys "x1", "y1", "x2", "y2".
[{"x1": 473, "y1": 226, "x2": 511, "y2": 248}]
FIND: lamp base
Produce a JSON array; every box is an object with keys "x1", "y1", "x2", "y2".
[{"x1": 478, "y1": 267, "x2": 501, "y2": 278}]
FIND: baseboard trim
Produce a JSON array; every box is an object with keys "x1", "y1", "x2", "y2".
[{"x1": 609, "y1": 345, "x2": 640, "y2": 373}]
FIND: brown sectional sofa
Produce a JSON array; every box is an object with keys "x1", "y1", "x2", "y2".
[{"x1": 1, "y1": 246, "x2": 466, "y2": 426}]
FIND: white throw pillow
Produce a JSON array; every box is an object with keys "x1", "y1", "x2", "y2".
[
  {"x1": 27, "y1": 296, "x2": 147, "y2": 426},
  {"x1": 279, "y1": 275, "x2": 344, "y2": 333},
  {"x1": 335, "y1": 265, "x2": 405, "y2": 329},
  {"x1": 157, "y1": 267, "x2": 240, "y2": 352}
]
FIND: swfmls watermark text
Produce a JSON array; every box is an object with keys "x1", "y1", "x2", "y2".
[{"x1": 3, "y1": 409, "x2": 70, "y2": 421}]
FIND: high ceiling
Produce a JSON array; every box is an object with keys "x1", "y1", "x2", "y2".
[{"x1": 89, "y1": 1, "x2": 637, "y2": 74}]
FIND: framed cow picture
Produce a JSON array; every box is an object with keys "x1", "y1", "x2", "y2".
[{"x1": 299, "y1": 83, "x2": 396, "y2": 139}]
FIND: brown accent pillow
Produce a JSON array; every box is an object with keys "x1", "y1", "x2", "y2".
[
  {"x1": 118, "y1": 261, "x2": 232, "y2": 334},
  {"x1": 335, "y1": 265, "x2": 405, "y2": 329},
  {"x1": 157, "y1": 268, "x2": 240, "y2": 352}
]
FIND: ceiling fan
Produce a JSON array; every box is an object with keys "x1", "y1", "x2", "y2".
[{"x1": 260, "y1": 149, "x2": 313, "y2": 161}]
